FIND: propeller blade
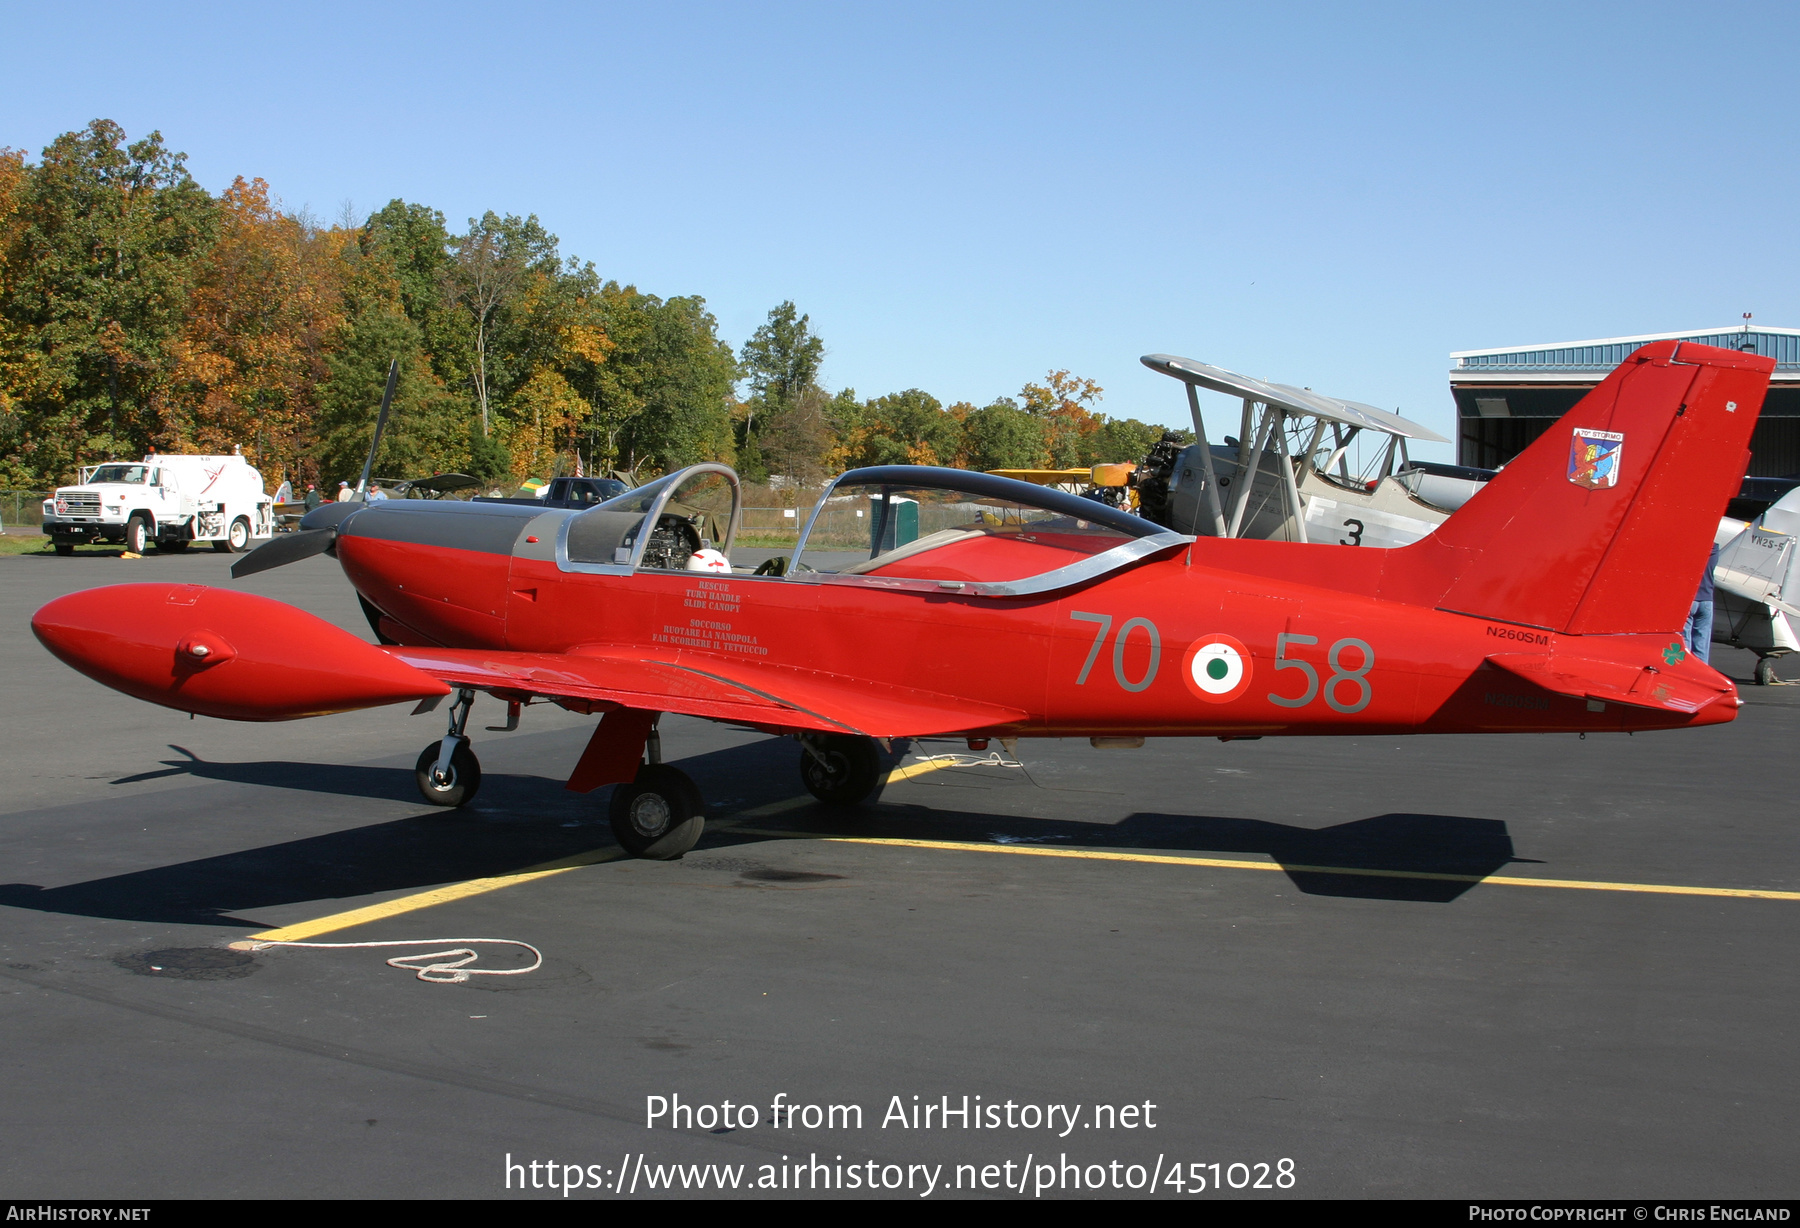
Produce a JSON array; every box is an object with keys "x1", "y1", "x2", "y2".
[
  {"x1": 298, "y1": 501, "x2": 364, "y2": 532},
  {"x1": 230, "y1": 528, "x2": 337, "y2": 579},
  {"x1": 355, "y1": 359, "x2": 400, "y2": 499}
]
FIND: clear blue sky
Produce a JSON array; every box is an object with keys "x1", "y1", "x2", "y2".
[{"x1": 5, "y1": 1, "x2": 1793, "y2": 457}]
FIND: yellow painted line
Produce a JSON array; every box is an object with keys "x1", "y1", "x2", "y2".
[
  {"x1": 880, "y1": 757, "x2": 963, "y2": 785},
  {"x1": 246, "y1": 847, "x2": 625, "y2": 942},
  {"x1": 800, "y1": 836, "x2": 1800, "y2": 902},
  {"x1": 244, "y1": 757, "x2": 956, "y2": 941}
]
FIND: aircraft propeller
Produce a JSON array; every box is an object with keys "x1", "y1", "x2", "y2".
[{"x1": 231, "y1": 360, "x2": 398, "y2": 580}]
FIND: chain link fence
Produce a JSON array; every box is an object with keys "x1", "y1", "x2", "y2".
[{"x1": 1, "y1": 491, "x2": 50, "y2": 530}]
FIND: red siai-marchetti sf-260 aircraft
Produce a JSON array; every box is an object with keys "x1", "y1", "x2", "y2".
[{"x1": 31, "y1": 340, "x2": 1775, "y2": 859}]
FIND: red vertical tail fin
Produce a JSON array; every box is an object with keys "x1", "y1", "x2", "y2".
[{"x1": 1391, "y1": 340, "x2": 1772, "y2": 633}]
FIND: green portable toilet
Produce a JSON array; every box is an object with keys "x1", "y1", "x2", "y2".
[{"x1": 869, "y1": 493, "x2": 919, "y2": 553}]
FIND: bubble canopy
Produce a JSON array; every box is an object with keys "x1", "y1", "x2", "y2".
[{"x1": 792, "y1": 466, "x2": 1188, "y2": 597}]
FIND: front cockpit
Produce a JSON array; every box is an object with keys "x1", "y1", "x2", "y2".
[{"x1": 561, "y1": 464, "x2": 741, "y2": 573}]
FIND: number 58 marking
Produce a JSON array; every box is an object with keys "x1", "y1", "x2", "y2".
[{"x1": 1269, "y1": 633, "x2": 1375, "y2": 713}]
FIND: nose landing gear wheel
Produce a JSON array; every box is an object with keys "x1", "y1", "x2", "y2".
[
  {"x1": 608, "y1": 764, "x2": 705, "y2": 859},
  {"x1": 799, "y1": 734, "x2": 883, "y2": 806},
  {"x1": 415, "y1": 740, "x2": 481, "y2": 807}
]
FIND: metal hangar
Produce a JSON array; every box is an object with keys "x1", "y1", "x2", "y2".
[{"x1": 1450, "y1": 326, "x2": 1800, "y2": 475}]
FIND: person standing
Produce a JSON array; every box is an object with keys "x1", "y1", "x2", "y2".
[
  {"x1": 303, "y1": 483, "x2": 322, "y2": 512},
  {"x1": 336, "y1": 481, "x2": 355, "y2": 502},
  {"x1": 1688, "y1": 541, "x2": 1720, "y2": 662}
]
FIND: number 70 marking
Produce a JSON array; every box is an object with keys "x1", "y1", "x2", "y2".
[{"x1": 1069, "y1": 611, "x2": 1161, "y2": 693}]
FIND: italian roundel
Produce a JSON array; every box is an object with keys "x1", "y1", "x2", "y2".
[{"x1": 1183, "y1": 634, "x2": 1252, "y2": 703}]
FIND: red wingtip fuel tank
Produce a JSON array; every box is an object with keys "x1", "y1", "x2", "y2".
[{"x1": 31, "y1": 583, "x2": 450, "y2": 721}]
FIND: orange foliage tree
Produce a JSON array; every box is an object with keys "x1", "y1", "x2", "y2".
[{"x1": 158, "y1": 177, "x2": 346, "y2": 477}]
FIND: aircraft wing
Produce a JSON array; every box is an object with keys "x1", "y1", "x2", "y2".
[
  {"x1": 385, "y1": 645, "x2": 1029, "y2": 738},
  {"x1": 1484, "y1": 653, "x2": 1733, "y2": 715}
]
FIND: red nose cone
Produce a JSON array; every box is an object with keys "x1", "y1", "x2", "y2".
[{"x1": 32, "y1": 583, "x2": 450, "y2": 721}]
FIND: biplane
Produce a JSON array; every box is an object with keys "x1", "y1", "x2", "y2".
[{"x1": 1133, "y1": 354, "x2": 1493, "y2": 547}]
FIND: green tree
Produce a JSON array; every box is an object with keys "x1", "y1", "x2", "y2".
[
  {"x1": 841, "y1": 389, "x2": 960, "y2": 468},
  {"x1": 315, "y1": 293, "x2": 462, "y2": 487},
  {"x1": 594, "y1": 283, "x2": 736, "y2": 476},
  {"x1": 0, "y1": 120, "x2": 216, "y2": 481},
  {"x1": 736, "y1": 301, "x2": 824, "y2": 475},
  {"x1": 962, "y1": 398, "x2": 1048, "y2": 470},
  {"x1": 1085, "y1": 416, "x2": 1177, "y2": 466},
  {"x1": 440, "y1": 211, "x2": 559, "y2": 437},
  {"x1": 739, "y1": 301, "x2": 824, "y2": 411}
]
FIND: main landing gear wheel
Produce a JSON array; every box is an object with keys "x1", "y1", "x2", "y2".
[
  {"x1": 415, "y1": 740, "x2": 481, "y2": 807},
  {"x1": 1755, "y1": 656, "x2": 1779, "y2": 686},
  {"x1": 799, "y1": 734, "x2": 882, "y2": 806},
  {"x1": 609, "y1": 764, "x2": 705, "y2": 859}
]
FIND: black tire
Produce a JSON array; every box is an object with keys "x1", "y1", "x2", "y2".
[
  {"x1": 53, "y1": 542, "x2": 74, "y2": 556},
  {"x1": 799, "y1": 734, "x2": 883, "y2": 806},
  {"x1": 122, "y1": 516, "x2": 148, "y2": 555},
  {"x1": 227, "y1": 516, "x2": 252, "y2": 552},
  {"x1": 1755, "y1": 656, "x2": 1778, "y2": 686},
  {"x1": 608, "y1": 764, "x2": 705, "y2": 859},
  {"x1": 414, "y1": 740, "x2": 481, "y2": 807}
]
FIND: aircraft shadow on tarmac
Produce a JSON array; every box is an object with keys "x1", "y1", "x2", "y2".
[
  {"x1": 1, "y1": 741, "x2": 1530, "y2": 927},
  {"x1": 741, "y1": 805, "x2": 1531, "y2": 903}
]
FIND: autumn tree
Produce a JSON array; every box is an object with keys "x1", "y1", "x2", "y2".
[
  {"x1": 1019, "y1": 369, "x2": 1104, "y2": 467},
  {"x1": 160, "y1": 177, "x2": 345, "y2": 478},
  {"x1": 756, "y1": 384, "x2": 839, "y2": 488}
]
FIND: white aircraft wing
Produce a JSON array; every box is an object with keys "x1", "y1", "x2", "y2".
[{"x1": 1141, "y1": 354, "x2": 1449, "y2": 443}]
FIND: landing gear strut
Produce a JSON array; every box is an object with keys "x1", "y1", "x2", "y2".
[
  {"x1": 415, "y1": 688, "x2": 482, "y2": 807},
  {"x1": 798, "y1": 733, "x2": 883, "y2": 806},
  {"x1": 608, "y1": 723, "x2": 705, "y2": 859}
]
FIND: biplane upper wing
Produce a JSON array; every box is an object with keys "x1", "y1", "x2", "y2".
[{"x1": 386, "y1": 644, "x2": 1030, "y2": 739}]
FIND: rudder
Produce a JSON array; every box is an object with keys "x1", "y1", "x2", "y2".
[{"x1": 1392, "y1": 340, "x2": 1772, "y2": 634}]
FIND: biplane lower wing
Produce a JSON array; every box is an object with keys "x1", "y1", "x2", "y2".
[{"x1": 385, "y1": 645, "x2": 1029, "y2": 739}]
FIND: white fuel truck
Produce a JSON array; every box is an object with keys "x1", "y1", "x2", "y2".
[{"x1": 42, "y1": 454, "x2": 274, "y2": 555}]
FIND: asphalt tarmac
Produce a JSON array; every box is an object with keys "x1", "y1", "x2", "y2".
[{"x1": 2, "y1": 546, "x2": 1797, "y2": 1200}]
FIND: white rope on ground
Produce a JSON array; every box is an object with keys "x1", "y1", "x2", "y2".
[
  {"x1": 232, "y1": 938, "x2": 543, "y2": 984},
  {"x1": 912, "y1": 751, "x2": 1025, "y2": 769}
]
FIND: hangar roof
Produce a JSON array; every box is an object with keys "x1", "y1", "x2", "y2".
[{"x1": 1450, "y1": 327, "x2": 1800, "y2": 384}]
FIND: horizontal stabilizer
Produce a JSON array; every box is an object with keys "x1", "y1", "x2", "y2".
[
  {"x1": 1485, "y1": 652, "x2": 1733, "y2": 715},
  {"x1": 387, "y1": 645, "x2": 1028, "y2": 738}
]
